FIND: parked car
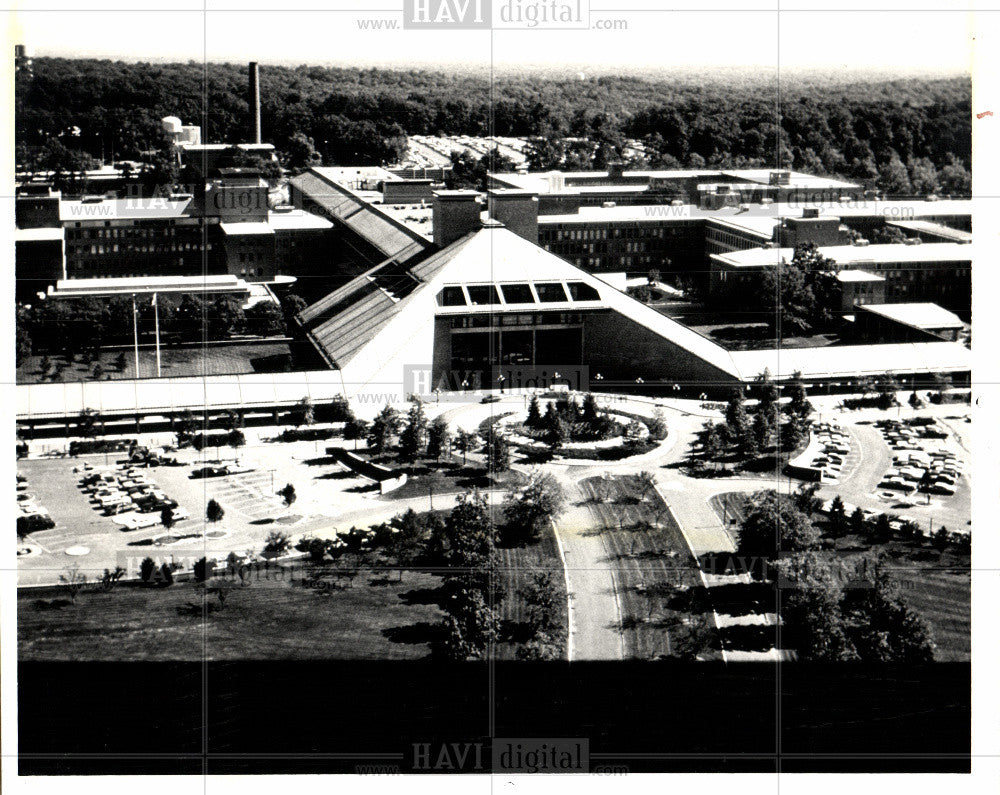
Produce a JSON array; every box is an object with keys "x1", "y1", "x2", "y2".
[
  {"x1": 104, "y1": 502, "x2": 136, "y2": 516},
  {"x1": 117, "y1": 513, "x2": 160, "y2": 530},
  {"x1": 190, "y1": 466, "x2": 229, "y2": 479}
]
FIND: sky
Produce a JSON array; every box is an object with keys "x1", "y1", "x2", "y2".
[{"x1": 7, "y1": 0, "x2": 976, "y2": 74}]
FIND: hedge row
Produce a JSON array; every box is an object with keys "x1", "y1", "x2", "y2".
[
  {"x1": 68, "y1": 438, "x2": 136, "y2": 456},
  {"x1": 276, "y1": 427, "x2": 338, "y2": 443}
]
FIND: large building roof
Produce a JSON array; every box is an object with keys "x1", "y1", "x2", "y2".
[
  {"x1": 835, "y1": 270, "x2": 885, "y2": 283},
  {"x1": 712, "y1": 242, "x2": 973, "y2": 269},
  {"x1": 886, "y1": 219, "x2": 973, "y2": 243},
  {"x1": 299, "y1": 222, "x2": 972, "y2": 390},
  {"x1": 730, "y1": 341, "x2": 970, "y2": 381},
  {"x1": 299, "y1": 224, "x2": 743, "y2": 379},
  {"x1": 706, "y1": 216, "x2": 782, "y2": 238},
  {"x1": 288, "y1": 169, "x2": 431, "y2": 265},
  {"x1": 858, "y1": 302, "x2": 965, "y2": 330},
  {"x1": 47, "y1": 274, "x2": 251, "y2": 298},
  {"x1": 220, "y1": 221, "x2": 273, "y2": 236},
  {"x1": 538, "y1": 198, "x2": 972, "y2": 225},
  {"x1": 267, "y1": 209, "x2": 334, "y2": 231},
  {"x1": 492, "y1": 168, "x2": 860, "y2": 195},
  {"x1": 297, "y1": 234, "x2": 480, "y2": 371}
]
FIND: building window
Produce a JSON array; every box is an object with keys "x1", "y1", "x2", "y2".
[
  {"x1": 566, "y1": 282, "x2": 601, "y2": 301},
  {"x1": 440, "y1": 286, "x2": 467, "y2": 306},
  {"x1": 500, "y1": 283, "x2": 535, "y2": 304},
  {"x1": 535, "y1": 282, "x2": 569, "y2": 303},
  {"x1": 467, "y1": 285, "x2": 501, "y2": 306}
]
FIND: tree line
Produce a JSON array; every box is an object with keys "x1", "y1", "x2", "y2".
[
  {"x1": 16, "y1": 58, "x2": 970, "y2": 193},
  {"x1": 17, "y1": 294, "x2": 291, "y2": 365},
  {"x1": 734, "y1": 488, "x2": 937, "y2": 662}
]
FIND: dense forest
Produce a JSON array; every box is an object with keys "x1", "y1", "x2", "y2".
[{"x1": 15, "y1": 58, "x2": 971, "y2": 191}]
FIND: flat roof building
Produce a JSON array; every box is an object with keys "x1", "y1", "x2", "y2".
[
  {"x1": 294, "y1": 200, "x2": 970, "y2": 400},
  {"x1": 854, "y1": 302, "x2": 966, "y2": 342},
  {"x1": 491, "y1": 167, "x2": 863, "y2": 213},
  {"x1": 710, "y1": 242, "x2": 971, "y2": 310}
]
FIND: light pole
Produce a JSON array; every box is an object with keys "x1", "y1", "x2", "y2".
[
  {"x1": 131, "y1": 294, "x2": 140, "y2": 379},
  {"x1": 151, "y1": 292, "x2": 161, "y2": 378}
]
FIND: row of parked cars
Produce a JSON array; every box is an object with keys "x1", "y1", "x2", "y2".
[
  {"x1": 875, "y1": 419, "x2": 963, "y2": 496},
  {"x1": 76, "y1": 463, "x2": 189, "y2": 530},
  {"x1": 808, "y1": 422, "x2": 852, "y2": 482}
]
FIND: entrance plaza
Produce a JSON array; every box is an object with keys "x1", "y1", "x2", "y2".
[{"x1": 17, "y1": 388, "x2": 970, "y2": 590}]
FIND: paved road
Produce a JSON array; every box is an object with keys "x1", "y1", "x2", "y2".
[
  {"x1": 839, "y1": 424, "x2": 893, "y2": 497},
  {"x1": 552, "y1": 481, "x2": 625, "y2": 661}
]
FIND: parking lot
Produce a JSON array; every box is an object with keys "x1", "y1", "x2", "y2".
[
  {"x1": 16, "y1": 435, "x2": 389, "y2": 585},
  {"x1": 817, "y1": 412, "x2": 971, "y2": 534}
]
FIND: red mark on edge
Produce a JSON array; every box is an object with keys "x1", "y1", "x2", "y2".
[{"x1": 976, "y1": 110, "x2": 993, "y2": 119}]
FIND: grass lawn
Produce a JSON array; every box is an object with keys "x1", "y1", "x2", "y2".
[
  {"x1": 496, "y1": 525, "x2": 569, "y2": 660},
  {"x1": 18, "y1": 564, "x2": 446, "y2": 661},
  {"x1": 708, "y1": 491, "x2": 970, "y2": 661},
  {"x1": 376, "y1": 458, "x2": 528, "y2": 501},
  {"x1": 823, "y1": 540, "x2": 970, "y2": 662},
  {"x1": 580, "y1": 475, "x2": 722, "y2": 660},
  {"x1": 894, "y1": 564, "x2": 970, "y2": 661}
]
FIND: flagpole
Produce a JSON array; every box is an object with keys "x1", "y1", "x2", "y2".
[
  {"x1": 131, "y1": 294, "x2": 140, "y2": 379},
  {"x1": 152, "y1": 293, "x2": 161, "y2": 377}
]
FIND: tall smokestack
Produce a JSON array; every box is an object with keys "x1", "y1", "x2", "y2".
[{"x1": 248, "y1": 61, "x2": 261, "y2": 144}]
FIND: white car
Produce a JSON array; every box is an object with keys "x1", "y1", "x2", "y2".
[{"x1": 117, "y1": 513, "x2": 159, "y2": 530}]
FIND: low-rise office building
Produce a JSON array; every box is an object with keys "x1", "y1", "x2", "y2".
[
  {"x1": 710, "y1": 242, "x2": 971, "y2": 311},
  {"x1": 490, "y1": 165, "x2": 864, "y2": 214},
  {"x1": 294, "y1": 190, "x2": 970, "y2": 400},
  {"x1": 853, "y1": 303, "x2": 966, "y2": 343},
  {"x1": 15, "y1": 180, "x2": 332, "y2": 299}
]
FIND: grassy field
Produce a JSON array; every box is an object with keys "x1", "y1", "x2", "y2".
[
  {"x1": 496, "y1": 525, "x2": 569, "y2": 660},
  {"x1": 376, "y1": 458, "x2": 528, "y2": 502},
  {"x1": 709, "y1": 491, "x2": 970, "y2": 661},
  {"x1": 580, "y1": 475, "x2": 722, "y2": 660},
  {"x1": 19, "y1": 564, "x2": 446, "y2": 661},
  {"x1": 894, "y1": 565, "x2": 970, "y2": 661}
]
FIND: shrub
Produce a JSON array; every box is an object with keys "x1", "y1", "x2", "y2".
[
  {"x1": 139, "y1": 557, "x2": 156, "y2": 582},
  {"x1": 191, "y1": 432, "x2": 234, "y2": 451},
  {"x1": 194, "y1": 557, "x2": 214, "y2": 582},
  {"x1": 277, "y1": 427, "x2": 336, "y2": 443},
  {"x1": 68, "y1": 438, "x2": 135, "y2": 456}
]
